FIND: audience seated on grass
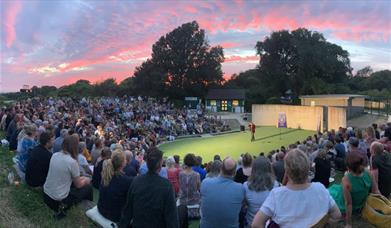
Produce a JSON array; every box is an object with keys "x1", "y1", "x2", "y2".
[
  {"x1": 122, "y1": 150, "x2": 138, "y2": 177},
  {"x1": 252, "y1": 149, "x2": 341, "y2": 228},
  {"x1": 92, "y1": 147, "x2": 112, "y2": 189},
  {"x1": 370, "y1": 142, "x2": 391, "y2": 198},
  {"x1": 200, "y1": 156, "x2": 245, "y2": 228},
  {"x1": 119, "y1": 147, "x2": 179, "y2": 228},
  {"x1": 15, "y1": 124, "x2": 37, "y2": 173},
  {"x1": 43, "y1": 134, "x2": 93, "y2": 219},
  {"x1": 25, "y1": 131, "x2": 54, "y2": 187},
  {"x1": 98, "y1": 150, "x2": 132, "y2": 223}
]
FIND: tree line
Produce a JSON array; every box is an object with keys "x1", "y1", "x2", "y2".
[{"x1": 3, "y1": 21, "x2": 390, "y2": 109}]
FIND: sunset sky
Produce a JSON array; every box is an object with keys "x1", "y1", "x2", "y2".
[{"x1": 1, "y1": 0, "x2": 390, "y2": 92}]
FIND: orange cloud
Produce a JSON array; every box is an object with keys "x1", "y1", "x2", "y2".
[{"x1": 3, "y1": 1, "x2": 22, "y2": 48}]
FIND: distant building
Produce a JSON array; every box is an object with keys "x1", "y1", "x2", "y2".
[
  {"x1": 300, "y1": 94, "x2": 366, "y2": 119},
  {"x1": 205, "y1": 89, "x2": 245, "y2": 113},
  {"x1": 20, "y1": 85, "x2": 32, "y2": 93},
  {"x1": 184, "y1": 97, "x2": 200, "y2": 109}
]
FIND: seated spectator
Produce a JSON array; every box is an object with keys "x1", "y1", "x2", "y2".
[
  {"x1": 15, "y1": 124, "x2": 37, "y2": 173},
  {"x1": 98, "y1": 150, "x2": 132, "y2": 223},
  {"x1": 92, "y1": 147, "x2": 112, "y2": 189},
  {"x1": 167, "y1": 156, "x2": 180, "y2": 196},
  {"x1": 78, "y1": 142, "x2": 92, "y2": 177},
  {"x1": 234, "y1": 153, "x2": 252, "y2": 184},
  {"x1": 200, "y1": 156, "x2": 245, "y2": 228},
  {"x1": 332, "y1": 152, "x2": 379, "y2": 227},
  {"x1": 213, "y1": 154, "x2": 221, "y2": 161},
  {"x1": 348, "y1": 137, "x2": 368, "y2": 166},
  {"x1": 25, "y1": 131, "x2": 54, "y2": 187},
  {"x1": 243, "y1": 157, "x2": 279, "y2": 228},
  {"x1": 252, "y1": 149, "x2": 341, "y2": 228},
  {"x1": 53, "y1": 129, "x2": 68, "y2": 153},
  {"x1": 192, "y1": 156, "x2": 206, "y2": 181},
  {"x1": 334, "y1": 136, "x2": 346, "y2": 171},
  {"x1": 205, "y1": 160, "x2": 222, "y2": 178},
  {"x1": 80, "y1": 141, "x2": 92, "y2": 163},
  {"x1": 370, "y1": 142, "x2": 391, "y2": 198},
  {"x1": 119, "y1": 147, "x2": 178, "y2": 227},
  {"x1": 90, "y1": 138, "x2": 103, "y2": 166},
  {"x1": 123, "y1": 150, "x2": 137, "y2": 177},
  {"x1": 179, "y1": 154, "x2": 201, "y2": 208},
  {"x1": 43, "y1": 134, "x2": 93, "y2": 218},
  {"x1": 311, "y1": 149, "x2": 331, "y2": 188},
  {"x1": 272, "y1": 152, "x2": 285, "y2": 183}
]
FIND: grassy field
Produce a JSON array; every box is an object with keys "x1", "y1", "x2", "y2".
[{"x1": 160, "y1": 126, "x2": 315, "y2": 161}]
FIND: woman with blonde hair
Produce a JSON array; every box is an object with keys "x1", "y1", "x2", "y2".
[
  {"x1": 43, "y1": 134, "x2": 92, "y2": 219},
  {"x1": 98, "y1": 150, "x2": 133, "y2": 223}
]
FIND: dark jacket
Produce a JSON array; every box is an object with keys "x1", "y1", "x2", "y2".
[
  {"x1": 119, "y1": 172, "x2": 179, "y2": 228},
  {"x1": 25, "y1": 144, "x2": 52, "y2": 187}
]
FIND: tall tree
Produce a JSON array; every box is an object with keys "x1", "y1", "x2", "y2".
[
  {"x1": 134, "y1": 21, "x2": 224, "y2": 98},
  {"x1": 256, "y1": 28, "x2": 352, "y2": 96}
]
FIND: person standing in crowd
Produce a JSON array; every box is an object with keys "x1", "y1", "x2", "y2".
[
  {"x1": 119, "y1": 147, "x2": 178, "y2": 228},
  {"x1": 334, "y1": 136, "x2": 346, "y2": 171},
  {"x1": 331, "y1": 152, "x2": 379, "y2": 228},
  {"x1": 123, "y1": 150, "x2": 138, "y2": 177},
  {"x1": 53, "y1": 129, "x2": 68, "y2": 153},
  {"x1": 166, "y1": 156, "x2": 181, "y2": 196},
  {"x1": 179, "y1": 153, "x2": 201, "y2": 214},
  {"x1": 370, "y1": 142, "x2": 391, "y2": 198},
  {"x1": 248, "y1": 122, "x2": 256, "y2": 142},
  {"x1": 15, "y1": 124, "x2": 37, "y2": 173},
  {"x1": 272, "y1": 152, "x2": 285, "y2": 183},
  {"x1": 25, "y1": 131, "x2": 54, "y2": 187},
  {"x1": 174, "y1": 155, "x2": 181, "y2": 169},
  {"x1": 192, "y1": 156, "x2": 206, "y2": 181},
  {"x1": 205, "y1": 160, "x2": 222, "y2": 178},
  {"x1": 372, "y1": 123, "x2": 380, "y2": 139},
  {"x1": 90, "y1": 138, "x2": 103, "y2": 166},
  {"x1": 92, "y1": 147, "x2": 112, "y2": 189},
  {"x1": 43, "y1": 134, "x2": 93, "y2": 219},
  {"x1": 98, "y1": 150, "x2": 133, "y2": 223},
  {"x1": 234, "y1": 153, "x2": 252, "y2": 184},
  {"x1": 348, "y1": 137, "x2": 368, "y2": 166},
  {"x1": 200, "y1": 156, "x2": 245, "y2": 228},
  {"x1": 311, "y1": 149, "x2": 331, "y2": 188},
  {"x1": 243, "y1": 157, "x2": 279, "y2": 228},
  {"x1": 252, "y1": 149, "x2": 341, "y2": 228}
]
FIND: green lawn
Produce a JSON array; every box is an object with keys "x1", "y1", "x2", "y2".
[{"x1": 159, "y1": 126, "x2": 315, "y2": 162}]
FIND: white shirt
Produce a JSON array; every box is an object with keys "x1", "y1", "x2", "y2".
[{"x1": 260, "y1": 182, "x2": 336, "y2": 228}]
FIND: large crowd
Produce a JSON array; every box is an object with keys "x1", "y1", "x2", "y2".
[{"x1": 1, "y1": 97, "x2": 391, "y2": 228}]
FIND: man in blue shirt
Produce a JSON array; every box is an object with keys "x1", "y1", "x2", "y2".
[
  {"x1": 193, "y1": 156, "x2": 206, "y2": 181},
  {"x1": 200, "y1": 156, "x2": 245, "y2": 228}
]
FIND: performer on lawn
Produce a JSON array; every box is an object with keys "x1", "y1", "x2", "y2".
[{"x1": 248, "y1": 122, "x2": 256, "y2": 142}]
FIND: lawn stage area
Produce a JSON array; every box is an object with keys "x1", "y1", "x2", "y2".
[{"x1": 159, "y1": 126, "x2": 315, "y2": 162}]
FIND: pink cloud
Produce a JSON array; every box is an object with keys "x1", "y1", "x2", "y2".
[
  {"x1": 3, "y1": 0, "x2": 22, "y2": 48},
  {"x1": 225, "y1": 55, "x2": 259, "y2": 62}
]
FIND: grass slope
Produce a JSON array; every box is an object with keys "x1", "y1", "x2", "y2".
[{"x1": 159, "y1": 126, "x2": 315, "y2": 161}]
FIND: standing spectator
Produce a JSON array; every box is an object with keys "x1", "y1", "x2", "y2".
[
  {"x1": 173, "y1": 155, "x2": 181, "y2": 169},
  {"x1": 92, "y1": 147, "x2": 112, "y2": 189},
  {"x1": 167, "y1": 156, "x2": 181, "y2": 196},
  {"x1": 234, "y1": 153, "x2": 252, "y2": 184},
  {"x1": 119, "y1": 147, "x2": 178, "y2": 228},
  {"x1": 372, "y1": 123, "x2": 380, "y2": 139},
  {"x1": 25, "y1": 131, "x2": 54, "y2": 187},
  {"x1": 205, "y1": 160, "x2": 222, "y2": 178},
  {"x1": 90, "y1": 138, "x2": 103, "y2": 166},
  {"x1": 123, "y1": 150, "x2": 137, "y2": 177},
  {"x1": 348, "y1": 137, "x2": 368, "y2": 166},
  {"x1": 53, "y1": 129, "x2": 68, "y2": 153},
  {"x1": 200, "y1": 156, "x2": 245, "y2": 228},
  {"x1": 15, "y1": 124, "x2": 37, "y2": 173},
  {"x1": 272, "y1": 152, "x2": 285, "y2": 183},
  {"x1": 192, "y1": 156, "x2": 206, "y2": 181},
  {"x1": 179, "y1": 154, "x2": 201, "y2": 211},
  {"x1": 43, "y1": 134, "x2": 92, "y2": 218},
  {"x1": 252, "y1": 149, "x2": 341, "y2": 228},
  {"x1": 311, "y1": 149, "x2": 331, "y2": 188},
  {"x1": 98, "y1": 150, "x2": 132, "y2": 223},
  {"x1": 334, "y1": 136, "x2": 346, "y2": 171},
  {"x1": 243, "y1": 157, "x2": 278, "y2": 228},
  {"x1": 370, "y1": 142, "x2": 391, "y2": 198},
  {"x1": 364, "y1": 126, "x2": 377, "y2": 150}
]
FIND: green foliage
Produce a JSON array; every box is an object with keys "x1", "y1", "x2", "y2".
[{"x1": 134, "y1": 21, "x2": 224, "y2": 98}]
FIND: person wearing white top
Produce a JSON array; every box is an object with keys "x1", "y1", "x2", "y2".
[{"x1": 252, "y1": 149, "x2": 341, "y2": 228}]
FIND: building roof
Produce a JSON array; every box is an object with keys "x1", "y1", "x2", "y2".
[
  {"x1": 299, "y1": 94, "x2": 367, "y2": 99},
  {"x1": 206, "y1": 89, "x2": 245, "y2": 100}
]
